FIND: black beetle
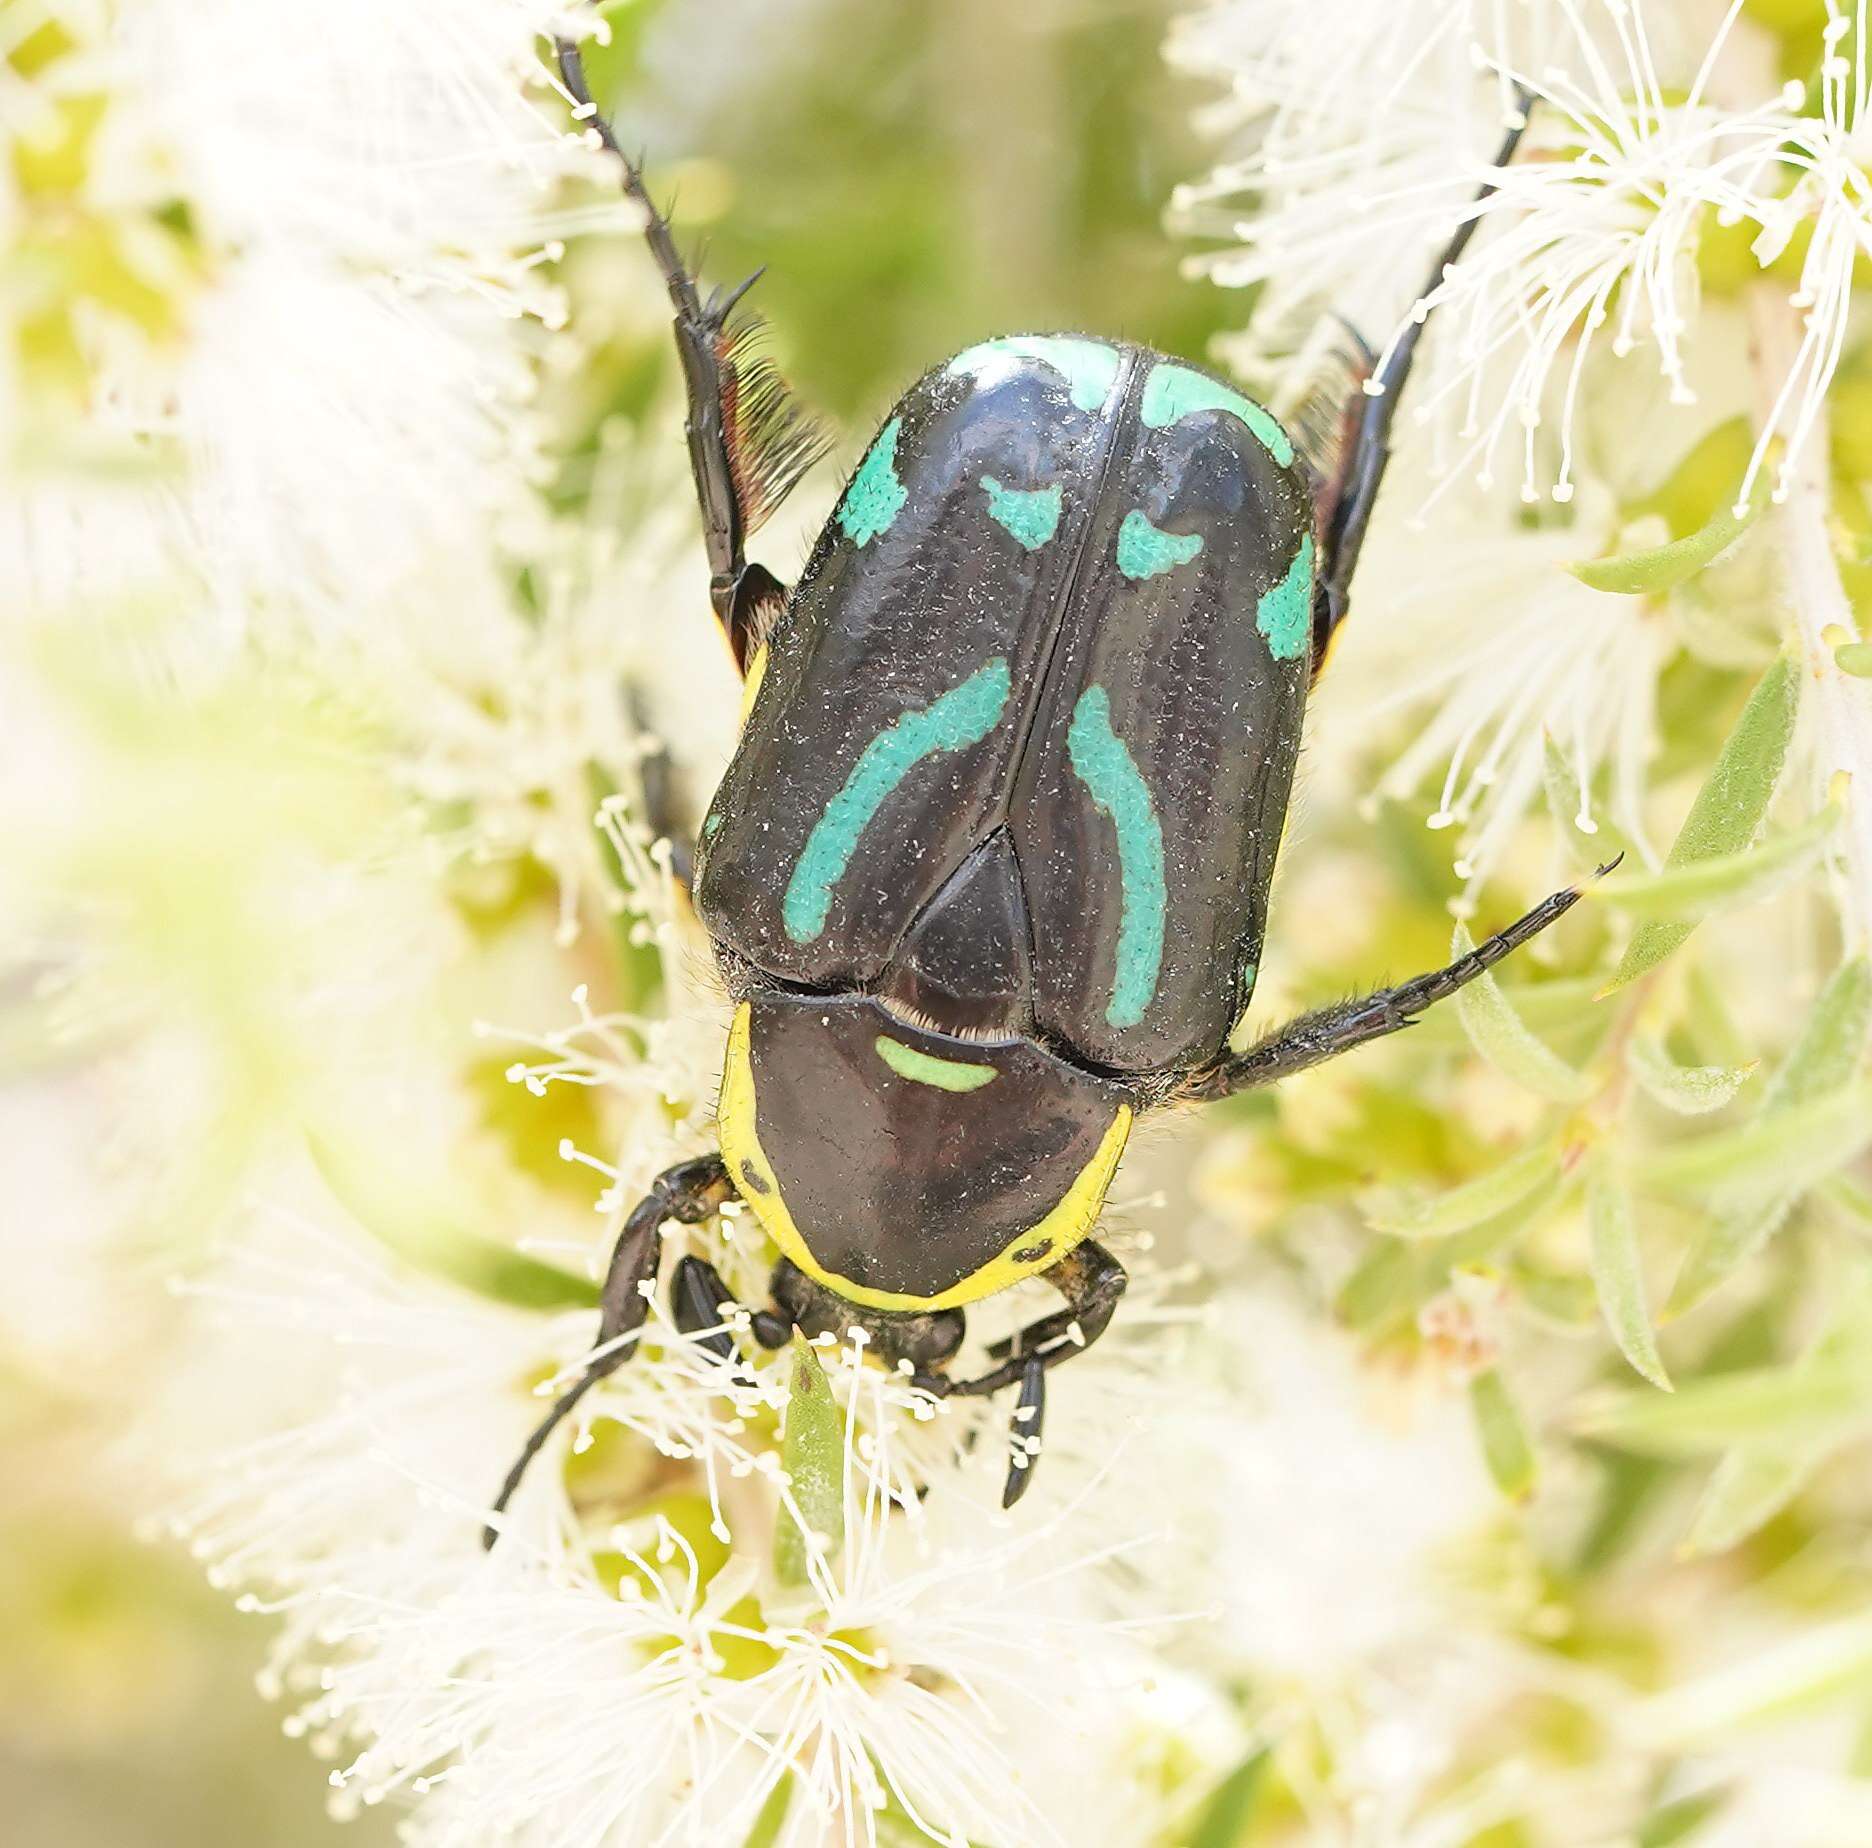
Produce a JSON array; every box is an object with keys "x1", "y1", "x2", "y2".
[{"x1": 487, "y1": 42, "x2": 1592, "y2": 1537}]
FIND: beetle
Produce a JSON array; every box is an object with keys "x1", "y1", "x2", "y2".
[{"x1": 487, "y1": 41, "x2": 1592, "y2": 1538}]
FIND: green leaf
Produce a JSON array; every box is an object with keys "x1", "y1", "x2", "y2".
[
  {"x1": 1639, "y1": 1081, "x2": 1872, "y2": 1203},
  {"x1": 1607, "y1": 654, "x2": 1799, "y2": 991},
  {"x1": 1639, "y1": 1609, "x2": 1872, "y2": 1744},
  {"x1": 1471, "y1": 1366, "x2": 1538, "y2": 1499},
  {"x1": 1636, "y1": 1787, "x2": 1731, "y2": 1848},
  {"x1": 1681, "y1": 1439, "x2": 1826, "y2": 1557},
  {"x1": 1626, "y1": 1036, "x2": 1754, "y2": 1115},
  {"x1": 1187, "y1": 1746, "x2": 1270, "y2": 1848},
  {"x1": 1572, "y1": 1354, "x2": 1872, "y2": 1456},
  {"x1": 1594, "y1": 801, "x2": 1838, "y2": 921},
  {"x1": 308, "y1": 1130, "x2": 600, "y2": 1312},
  {"x1": 1571, "y1": 485, "x2": 1763, "y2": 595},
  {"x1": 1681, "y1": 1273, "x2": 1872, "y2": 1551},
  {"x1": 1451, "y1": 923, "x2": 1595, "y2": 1102},
  {"x1": 774, "y1": 1334, "x2": 844, "y2": 1588},
  {"x1": 1761, "y1": 956, "x2": 1872, "y2": 1115},
  {"x1": 1366, "y1": 1133, "x2": 1562, "y2": 1240},
  {"x1": 1665, "y1": 960, "x2": 1872, "y2": 1315},
  {"x1": 741, "y1": 1775, "x2": 793, "y2": 1848},
  {"x1": 1589, "y1": 1164, "x2": 1672, "y2": 1389}
]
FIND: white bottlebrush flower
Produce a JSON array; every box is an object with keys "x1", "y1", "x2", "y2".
[
  {"x1": 3, "y1": 0, "x2": 621, "y2": 633},
  {"x1": 155, "y1": 1214, "x2": 1229, "y2": 1848},
  {"x1": 1181, "y1": 0, "x2": 1872, "y2": 512},
  {"x1": 1308, "y1": 482, "x2": 1666, "y2": 906}
]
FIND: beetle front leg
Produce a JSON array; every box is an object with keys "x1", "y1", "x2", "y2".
[
  {"x1": 483, "y1": 1152, "x2": 732, "y2": 1549},
  {"x1": 553, "y1": 35, "x2": 817, "y2": 671},
  {"x1": 1188, "y1": 862, "x2": 1616, "y2": 1101},
  {"x1": 934, "y1": 1241, "x2": 1128, "y2": 1508}
]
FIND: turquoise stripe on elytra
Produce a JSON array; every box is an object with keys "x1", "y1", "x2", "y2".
[
  {"x1": 980, "y1": 475, "x2": 1062, "y2": 550},
  {"x1": 1139, "y1": 362, "x2": 1293, "y2": 467},
  {"x1": 1116, "y1": 509, "x2": 1203, "y2": 581},
  {"x1": 1257, "y1": 534, "x2": 1314, "y2": 663},
  {"x1": 1066, "y1": 686, "x2": 1166, "y2": 1029},
  {"x1": 837, "y1": 417, "x2": 908, "y2": 546},
  {"x1": 783, "y1": 658, "x2": 1012, "y2": 943},
  {"x1": 947, "y1": 335, "x2": 1122, "y2": 413}
]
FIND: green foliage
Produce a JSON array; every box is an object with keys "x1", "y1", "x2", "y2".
[
  {"x1": 774, "y1": 1334, "x2": 845, "y2": 1587},
  {"x1": 1607, "y1": 653, "x2": 1800, "y2": 990},
  {"x1": 1471, "y1": 1367, "x2": 1539, "y2": 1500}
]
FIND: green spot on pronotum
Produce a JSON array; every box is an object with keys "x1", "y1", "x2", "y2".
[
  {"x1": 1116, "y1": 509, "x2": 1203, "y2": 580},
  {"x1": 1139, "y1": 361, "x2": 1293, "y2": 466},
  {"x1": 979, "y1": 475, "x2": 1062, "y2": 550},
  {"x1": 1256, "y1": 534, "x2": 1313, "y2": 662},
  {"x1": 947, "y1": 335, "x2": 1121, "y2": 413},
  {"x1": 783, "y1": 658, "x2": 1012, "y2": 943},
  {"x1": 874, "y1": 1035, "x2": 999, "y2": 1092},
  {"x1": 837, "y1": 417, "x2": 907, "y2": 546},
  {"x1": 1067, "y1": 686, "x2": 1166, "y2": 1028}
]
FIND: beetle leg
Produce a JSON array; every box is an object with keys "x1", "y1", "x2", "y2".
[
  {"x1": 1188, "y1": 859, "x2": 1618, "y2": 1101},
  {"x1": 1311, "y1": 95, "x2": 1533, "y2": 673},
  {"x1": 1002, "y1": 1356, "x2": 1047, "y2": 1509},
  {"x1": 483, "y1": 1152, "x2": 731, "y2": 1549},
  {"x1": 553, "y1": 37, "x2": 819, "y2": 671},
  {"x1": 942, "y1": 1240, "x2": 1129, "y2": 1401}
]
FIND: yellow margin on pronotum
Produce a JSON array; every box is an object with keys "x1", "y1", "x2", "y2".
[
  {"x1": 738, "y1": 641, "x2": 770, "y2": 731},
  {"x1": 716, "y1": 1001, "x2": 1132, "y2": 1312}
]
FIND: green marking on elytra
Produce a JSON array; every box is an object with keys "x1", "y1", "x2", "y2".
[
  {"x1": 874, "y1": 1035, "x2": 999, "y2": 1092},
  {"x1": 1066, "y1": 686, "x2": 1166, "y2": 1029},
  {"x1": 783, "y1": 658, "x2": 1012, "y2": 943},
  {"x1": 1116, "y1": 509, "x2": 1203, "y2": 581},
  {"x1": 1257, "y1": 534, "x2": 1314, "y2": 662},
  {"x1": 701, "y1": 812, "x2": 723, "y2": 840},
  {"x1": 1138, "y1": 362, "x2": 1293, "y2": 467},
  {"x1": 980, "y1": 475, "x2": 1062, "y2": 550},
  {"x1": 947, "y1": 335, "x2": 1121, "y2": 413},
  {"x1": 837, "y1": 417, "x2": 908, "y2": 546}
]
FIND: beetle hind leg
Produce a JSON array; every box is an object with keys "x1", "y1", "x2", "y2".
[{"x1": 1186, "y1": 859, "x2": 1619, "y2": 1101}]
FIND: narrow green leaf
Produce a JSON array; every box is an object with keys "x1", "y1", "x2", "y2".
[
  {"x1": 1682, "y1": 1273, "x2": 1872, "y2": 1550},
  {"x1": 1452, "y1": 923, "x2": 1595, "y2": 1102},
  {"x1": 774, "y1": 1334, "x2": 844, "y2": 1588},
  {"x1": 1626, "y1": 1036, "x2": 1754, "y2": 1116},
  {"x1": 1638, "y1": 1081, "x2": 1872, "y2": 1202},
  {"x1": 1636, "y1": 1787, "x2": 1731, "y2": 1848},
  {"x1": 1589, "y1": 1165, "x2": 1672, "y2": 1389},
  {"x1": 741, "y1": 1775, "x2": 793, "y2": 1848},
  {"x1": 1761, "y1": 957, "x2": 1872, "y2": 1114},
  {"x1": 1666, "y1": 1198, "x2": 1793, "y2": 1321},
  {"x1": 308, "y1": 1130, "x2": 599, "y2": 1312},
  {"x1": 1665, "y1": 961, "x2": 1872, "y2": 1315},
  {"x1": 1638, "y1": 1610, "x2": 1872, "y2": 1744},
  {"x1": 1188, "y1": 1746, "x2": 1270, "y2": 1848},
  {"x1": 1595, "y1": 802, "x2": 1838, "y2": 921},
  {"x1": 1681, "y1": 1440, "x2": 1826, "y2": 1557},
  {"x1": 1471, "y1": 1367, "x2": 1538, "y2": 1499},
  {"x1": 1571, "y1": 487, "x2": 1763, "y2": 595},
  {"x1": 1366, "y1": 1133, "x2": 1561, "y2": 1240},
  {"x1": 1608, "y1": 654, "x2": 1799, "y2": 991},
  {"x1": 1573, "y1": 1355, "x2": 1872, "y2": 1456}
]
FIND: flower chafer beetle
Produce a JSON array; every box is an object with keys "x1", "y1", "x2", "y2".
[{"x1": 488, "y1": 41, "x2": 1597, "y2": 1537}]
